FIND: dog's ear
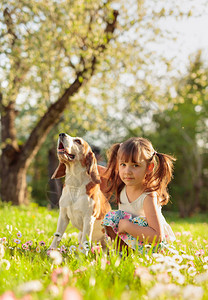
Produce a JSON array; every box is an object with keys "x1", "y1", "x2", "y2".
[
  {"x1": 51, "y1": 163, "x2": 66, "y2": 179},
  {"x1": 85, "y1": 151, "x2": 101, "y2": 184}
]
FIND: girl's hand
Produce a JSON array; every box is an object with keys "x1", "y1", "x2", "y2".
[{"x1": 118, "y1": 219, "x2": 130, "y2": 234}]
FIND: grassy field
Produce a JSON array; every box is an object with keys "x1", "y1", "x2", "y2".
[{"x1": 0, "y1": 202, "x2": 208, "y2": 300}]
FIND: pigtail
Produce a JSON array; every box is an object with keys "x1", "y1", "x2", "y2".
[
  {"x1": 103, "y1": 143, "x2": 124, "y2": 203},
  {"x1": 145, "y1": 152, "x2": 176, "y2": 205}
]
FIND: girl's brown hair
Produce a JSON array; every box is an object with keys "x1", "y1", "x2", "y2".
[{"x1": 104, "y1": 137, "x2": 176, "y2": 206}]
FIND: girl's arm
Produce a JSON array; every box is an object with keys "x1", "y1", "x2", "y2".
[{"x1": 118, "y1": 194, "x2": 163, "y2": 243}]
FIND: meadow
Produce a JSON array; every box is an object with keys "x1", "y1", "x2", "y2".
[{"x1": 0, "y1": 202, "x2": 207, "y2": 300}]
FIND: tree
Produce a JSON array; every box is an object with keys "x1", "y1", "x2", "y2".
[
  {"x1": 0, "y1": 0, "x2": 118, "y2": 204},
  {"x1": 0, "y1": 0, "x2": 198, "y2": 205}
]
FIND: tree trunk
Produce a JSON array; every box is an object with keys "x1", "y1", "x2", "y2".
[
  {"x1": 0, "y1": 99, "x2": 28, "y2": 204},
  {"x1": 1, "y1": 156, "x2": 28, "y2": 205}
]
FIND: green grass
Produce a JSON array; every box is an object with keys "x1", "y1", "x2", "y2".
[{"x1": 0, "y1": 202, "x2": 208, "y2": 300}]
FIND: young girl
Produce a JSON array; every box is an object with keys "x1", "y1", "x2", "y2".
[{"x1": 100, "y1": 137, "x2": 176, "y2": 252}]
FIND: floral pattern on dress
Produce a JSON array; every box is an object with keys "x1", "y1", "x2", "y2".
[{"x1": 102, "y1": 210, "x2": 163, "y2": 253}]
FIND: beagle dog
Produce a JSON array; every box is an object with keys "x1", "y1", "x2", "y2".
[{"x1": 50, "y1": 133, "x2": 111, "y2": 249}]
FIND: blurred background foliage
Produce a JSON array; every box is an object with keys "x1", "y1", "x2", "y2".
[
  {"x1": 29, "y1": 51, "x2": 208, "y2": 217},
  {"x1": 0, "y1": 0, "x2": 207, "y2": 217}
]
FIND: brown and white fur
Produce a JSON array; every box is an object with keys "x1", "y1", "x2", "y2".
[{"x1": 50, "y1": 133, "x2": 111, "y2": 249}]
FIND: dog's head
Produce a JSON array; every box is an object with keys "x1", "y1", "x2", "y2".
[{"x1": 51, "y1": 133, "x2": 100, "y2": 184}]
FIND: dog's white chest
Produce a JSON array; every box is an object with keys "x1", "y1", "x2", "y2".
[
  {"x1": 59, "y1": 185, "x2": 94, "y2": 231},
  {"x1": 59, "y1": 186, "x2": 85, "y2": 207},
  {"x1": 59, "y1": 186, "x2": 82, "y2": 207}
]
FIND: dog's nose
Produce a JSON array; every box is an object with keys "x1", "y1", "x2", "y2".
[{"x1": 59, "y1": 133, "x2": 66, "y2": 137}]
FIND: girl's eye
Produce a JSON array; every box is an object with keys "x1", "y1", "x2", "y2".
[
  {"x1": 120, "y1": 163, "x2": 126, "y2": 166},
  {"x1": 74, "y1": 139, "x2": 82, "y2": 145},
  {"x1": 133, "y1": 164, "x2": 139, "y2": 167}
]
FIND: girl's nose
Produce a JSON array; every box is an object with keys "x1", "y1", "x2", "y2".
[{"x1": 124, "y1": 166, "x2": 132, "y2": 174}]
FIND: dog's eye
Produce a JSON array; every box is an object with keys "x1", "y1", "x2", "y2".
[{"x1": 74, "y1": 139, "x2": 82, "y2": 145}]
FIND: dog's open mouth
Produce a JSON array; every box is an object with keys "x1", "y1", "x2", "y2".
[
  {"x1": 58, "y1": 142, "x2": 65, "y2": 153},
  {"x1": 57, "y1": 142, "x2": 75, "y2": 160}
]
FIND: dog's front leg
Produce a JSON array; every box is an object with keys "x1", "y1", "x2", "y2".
[
  {"x1": 80, "y1": 217, "x2": 91, "y2": 245},
  {"x1": 50, "y1": 207, "x2": 69, "y2": 249},
  {"x1": 78, "y1": 217, "x2": 91, "y2": 254},
  {"x1": 80, "y1": 216, "x2": 96, "y2": 246}
]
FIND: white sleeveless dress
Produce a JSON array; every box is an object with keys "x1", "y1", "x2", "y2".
[{"x1": 102, "y1": 187, "x2": 175, "y2": 251}]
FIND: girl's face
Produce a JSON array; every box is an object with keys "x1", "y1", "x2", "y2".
[{"x1": 118, "y1": 157, "x2": 148, "y2": 189}]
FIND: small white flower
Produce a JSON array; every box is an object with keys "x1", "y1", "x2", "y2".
[
  {"x1": 0, "y1": 259, "x2": 11, "y2": 270},
  {"x1": 152, "y1": 253, "x2": 164, "y2": 259},
  {"x1": 183, "y1": 285, "x2": 203, "y2": 300},
  {"x1": 187, "y1": 267, "x2": 197, "y2": 276},
  {"x1": 182, "y1": 254, "x2": 194, "y2": 261},
  {"x1": 48, "y1": 284, "x2": 59, "y2": 296},
  {"x1": 17, "y1": 232, "x2": 22, "y2": 238},
  {"x1": 62, "y1": 233, "x2": 67, "y2": 239},
  {"x1": 68, "y1": 232, "x2": 78, "y2": 238},
  {"x1": 18, "y1": 280, "x2": 43, "y2": 294},
  {"x1": 0, "y1": 237, "x2": 7, "y2": 243},
  {"x1": 79, "y1": 241, "x2": 90, "y2": 255},
  {"x1": 36, "y1": 247, "x2": 41, "y2": 253},
  {"x1": 134, "y1": 266, "x2": 154, "y2": 283},
  {"x1": 0, "y1": 244, "x2": 5, "y2": 258},
  {"x1": 83, "y1": 241, "x2": 90, "y2": 251},
  {"x1": 50, "y1": 250, "x2": 63, "y2": 265},
  {"x1": 14, "y1": 239, "x2": 21, "y2": 244},
  {"x1": 161, "y1": 256, "x2": 180, "y2": 271},
  {"x1": 150, "y1": 263, "x2": 166, "y2": 273},
  {"x1": 156, "y1": 272, "x2": 170, "y2": 283},
  {"x1": 26, "y1": 240, "x2": 33, "y2": 246},
  {"x1": 90, "y1": 260, "x2": 96, "y2": 266},
  {"x1": 148, "y1": 283, "x2": 180, "y2": 298},
  {"x1": 101, "y1": 258, "x2": 107, "y2": 270},
  {"x1": 114, "y1": 258, "x2": 120, "y2": 268},
  {"x1": 69, "y1": 245, "x2": 77, "y2": 253},
  {"x1": 183, "y1": 231, "x2": 191, "y2": 236},
  {"x1": 6, "y1": 225, "x2": 13, "y2": 232},
  {"x1": 155, "y1": 256, "x2": 166, "y2": 263},
  {"x1": 194, "y1": 271, "x2": 208, "y2": 284},
  {"x1": 46, "y1": 214, "x2": 52, "y2": 220},
  {"x1": 60, "y1": 245, "x2": 67, "y2": 253},
  {"x1": 203, "y1": 256, "x2": 208, "y2": 263},
  {"x1": 168, "y1": 248, "x2": 179, "y2": 255},
  {"x1": 179, "y1": 264, "x2": 188, "y2": 270},
  {"x1": 170, "y1": 270, "x2": 185, "y2": 284},
  {"x1": 89, "y1": 276, "x2": 96, "y2": 286},
  {"x1": 145, "y1": 254, "x2": 150, "y2": 261},
  {"x1": 172, "y1": 255, "x2": 183, "y2": 264}
]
